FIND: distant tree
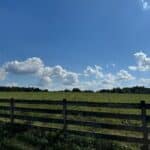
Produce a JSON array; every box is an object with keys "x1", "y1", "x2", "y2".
[
  {"x1": 112, "y1": 88, "x2": 122, "y2": 93},
  {"x1": 97, "y1": 86, "x2": 150, "y2": 94},
  {"x1": 43, "y1": 89, "x2": 49, "y2": 92},
  {"x1": 72, "y1": 88, "x2": 81, "y2": 92},
  {"x1": 64, "y1": 89, "x2": 71, "y2": 92},
  {"x1": 96, "y1": 89, "x2": 111, "y2": 93},
  {"x1": 0, "y1": 86, "x2": 48, "y2": 92},
  {"x1": 83, "y1": 90, "x2": 94, "y2": 93}
]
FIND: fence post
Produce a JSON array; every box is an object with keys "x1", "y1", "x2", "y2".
[
  {"x1": 141, "y1": 101, "x2": 148, "y2": 150},
  {"x1": 63, "y1": 99, "x2": 67, "y2": 138},
  {"x1": 10, "y1": 98, "x2": 14, "y2": 126}
]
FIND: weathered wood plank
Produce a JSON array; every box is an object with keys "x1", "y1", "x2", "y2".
[
  {"x1": 67, "y1": 120, "x2": 143, "y2": 132},
  {"x1": 0, "y1": 99, "x2": 145, "y2": 109},
  {"x1": 14, "y1": 115, "x2": 64, "y2": 124},
  {"x1": 67, "y1": 110, "x2": 142, "y2": 120},
  {"x1": 0, "y1": 99, "x2": 62, "y2": 105},
  {"x1": 15, "y1": 107, "x2": 62, "y2": 114},
  {"x1": 67, "y1": 101, "x2": 141, "y2": 109},
  {"x1": 14, "y1": 99, "x2": 63, "y2": 105}
]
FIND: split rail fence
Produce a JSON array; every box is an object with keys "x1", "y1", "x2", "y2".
[{"x1": 0, "y1": 98, "x2": 150, "y2": 150}]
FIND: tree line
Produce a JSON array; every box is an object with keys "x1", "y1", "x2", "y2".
[
  {"x1": 0, "y1": 86, "x2": 150, "y2": 94},
  {"x1": 0, "y1": 86, "x2": 48, "y2": 92},
  {"x1": 65, "y1": 86, "x2": 150, "y2": 94}
]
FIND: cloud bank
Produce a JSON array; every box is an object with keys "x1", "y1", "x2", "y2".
[{"x1": 0, "y1": 51, "x2": 150, "y2": 90}]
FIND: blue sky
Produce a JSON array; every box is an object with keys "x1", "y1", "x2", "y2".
[{"x1": 0, "y1": 0, "x2": 150, "y2": 90}]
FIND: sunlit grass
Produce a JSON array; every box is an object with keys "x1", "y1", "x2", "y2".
[{"x1": 0, "y1": 92, "x2": 149, "y2": 149}]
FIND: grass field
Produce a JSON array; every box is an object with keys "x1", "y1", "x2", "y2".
[
  {"x1": 0, "y1": 92, "x2": 150, "y2": 103},
  {"x1": 0, "y1": 92, "x2": 149, "y2": 150}
]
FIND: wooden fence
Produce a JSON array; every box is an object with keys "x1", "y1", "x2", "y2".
[{"x1": 0, "y1": 98, "x2": 150, "y2": 150}]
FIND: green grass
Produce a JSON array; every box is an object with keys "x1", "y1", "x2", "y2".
[
  {"x1": 0, "y1": 123, "x2": 141, "y2": 150},
  {"x1": 0, "y1": 92, "x2": 149, "y2": 149},
  {"x1": 0, "y1": 92, "x2": 150, "y2": 103}
]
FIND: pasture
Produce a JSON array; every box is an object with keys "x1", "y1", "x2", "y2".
[
  {"x1": 0, "y1": 91, "x2": 150, "y2": 102},
  {"x1": 0, "y1": 92, "x2": 150, "y2": 150}
]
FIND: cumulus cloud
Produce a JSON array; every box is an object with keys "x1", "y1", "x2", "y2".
[
  {"x1": 136, "y1": 78, "x2": 150, "y2": 87},
  {"x1": 0, "y1": 68, "x2": 7, "y2": 80},
  {"x1": 101, "y1": 73, "x2": 115, "y2": 85},
  {"x1": 0, "y1": 56, "x2": 142, "y2": 90},
  {"x1": 84, "y1": 65, "x2": 103, "y2": 78},
  {"x1": 116, "y1": 70, "x2": 135, "y2": 81},
  {"x1": 99, "y1": 70, "x2": 135, "y2": 89},
  {"x1": 4, "y1": 57, "x2": 44, "y2": 75},
  {"x1": 39, "y1": 76, "x2": 52, "y2": 87},
  {"x1": 129, "y1": 52, "x2": 150, "y2": 71},
  {"x1": 38, "y1": 65, "x2": 79, "y2": 87},
  {"x1": 2, "y1": 57, "x2": 79, "y2": 88},
  {"x1": 63, "y1": 72, "x2": 79, "y2": 85},
  {"x1": 120, "y1": 77, "x2": 150, "y2": 88},
  {"x1": 76, "y1": 69, "x2": 135, "y2": 91},
  {"x1": 141, "y1": 0, "x2": 150, "y2": 10}
]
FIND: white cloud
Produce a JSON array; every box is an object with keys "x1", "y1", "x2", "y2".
[
  {"x1": 137, "y1": 78, "x2": 150, "y2": 86},
  {"x1": 0, "y1": 68, "x2": 7, "y2": 80},
  {"x1": 38, "y1": 66, "x2": 135, "y2": 90},
  {"x1": 116, "y1": 70, "x2": 135, "y2": 81},
  {"x1": 141, "y1": 0, "x2": 150, "y2": 10},
  {"x1": 129, "y1": 52, "x2": 150, "y2": 71},
  {"x1": 4, "y1": 57, "x2": 44, "y2": 75},
  {"x1": 38, "y1": 65, "x2": 79, "y2": 87},
  {"x1": 75, "y1": 70, "x2": 135, "y2": 91},
  {"x1": 63, "y1": 72, "x2": 79, "y2": 85},
  {"x1": 0, "y1": 56, "x2": 142, "y2": 90},
  {"x1": 101, "y1": 73, "x2": 116, "y2": 85},
  {"x1": 39, "y1": 76, "x2": 52, "y2": 87},
  {"x1": 84, "y1": 65, "x2": 103, "y2": 78},
  {"x1": 2, "y1": 57, "x2": 79, "y2": 88},
  {"x1": 38, "y1": 68, "x2": 135, "y2": 91},
  {"x1": 99, "y1": 70, "x2": 135, "y2": 89}
]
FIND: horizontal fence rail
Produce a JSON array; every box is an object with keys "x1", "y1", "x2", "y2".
[{"x1": 0, "y1": 98, "x2": 150, "y2": 150}]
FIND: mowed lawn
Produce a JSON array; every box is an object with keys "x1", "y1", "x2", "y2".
[{"x1": 0, "y1": 92, "x2": 149, "y2": 103}]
